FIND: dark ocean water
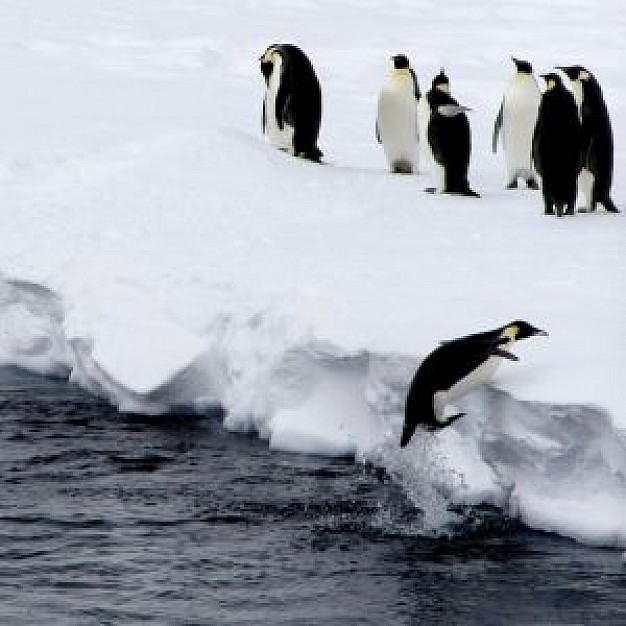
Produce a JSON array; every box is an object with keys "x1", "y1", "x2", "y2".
[{"x1": 0, "y1": 367, "x2": 624, "y2": 626}]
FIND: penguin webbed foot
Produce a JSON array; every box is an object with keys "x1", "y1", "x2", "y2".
[
  {"x1": 297, "y1": 148, "x2": 323, "y2": 163},
  {"x1": 438, "y1": 412, "x2": 466, "y2": 429},
  {"x1": 602, "y1": 199, "x2": 620, "y2": 213}
]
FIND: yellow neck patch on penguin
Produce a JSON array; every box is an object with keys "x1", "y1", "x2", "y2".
[{"x1": 501, "y1": 324, "x2": 520, "y2": 342}]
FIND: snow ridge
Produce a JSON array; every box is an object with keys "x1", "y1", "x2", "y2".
[{"x1": 1, "y1": 276, "x2": 624, "y2": 547}]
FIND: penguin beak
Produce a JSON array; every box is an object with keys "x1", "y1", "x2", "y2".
[{"x1": 534, "y1": 328, "x2": 549, "y2": 337}]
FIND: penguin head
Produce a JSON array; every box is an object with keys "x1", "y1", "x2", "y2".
[
  {"x1": 511, "y1": 57, "x2": 533, "y2": 74},
  {"x1": 260, "y1": 46, "x2": 280, "y2": 81},
  {"x1": 432, "y1": 68, "x2": 450, "y2": 93},
  {"x1": 502, "y1": 321, "x2": 548, "y2": 342},
  {"x1": 392, "y1": 54, "x2": 411, "y2": 70},
  {"x1": 540, "y1": 72, "x2": 564, "y2": 91},
  {"x1": 558, "y1": 65, "x2": 591, "y2": 82}
]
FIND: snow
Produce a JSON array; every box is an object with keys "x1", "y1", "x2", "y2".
[{"x1": 0, "y1": 0, "x2": 625, "y2": 547}]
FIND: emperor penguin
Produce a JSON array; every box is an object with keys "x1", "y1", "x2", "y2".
[
  {"x1": 493, "y1": 57, "x2": 541, "y2": 189},
  {"x1": 559, "y1": 66, "x2": 619, "y2": 213},
  {"x1": 376, "y1": 54, "x2": 421, "y2": 174},
  {"x1": 424, "y1": 69, "x2": 479, "y2": 197},
  {"x1": 400, "y1": 321, "x2": 547, "y2": 447},
  {"x1": 532, "y1": 73, "x2": 582, "y2": 216},
  {"x1": 260, "y1": 44, "x2": 323, "y2": 162}
]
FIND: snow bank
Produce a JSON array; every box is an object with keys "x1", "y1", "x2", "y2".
[{"x1": 0, "y1": 0, "x2": 625, "y2": 547}]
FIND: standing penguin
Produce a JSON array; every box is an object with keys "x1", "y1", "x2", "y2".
[
  {"x1": 559, "y1": 66, "x2": 619, "y2": 213},
  {"x1": 424, "y1": 69, "x2": 479, "y2": 197},
  {"x1": 376, "y1": 54, "x2": 421, "y2": 174},
  {"x1": 400, "y1": 321, "x2": 547, "y2": 447},
  {"x1": 493, "y1": 57, "x2": 541, "y2": 189},
  {"x1": 532, "y1": 73, "x2": 582, "y2": 216},
  {"x1": 260, "y1": 44, "x2": 323, "y2": 162}
]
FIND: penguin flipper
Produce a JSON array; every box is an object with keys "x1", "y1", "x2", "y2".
[
  {"x1": 409, "y1": 68, "x2": 421, "y2": 101},
  {"x1": 375, "y1": 120, "x2": 381, "y2": 144},
  {"x1": 262, "y1": 99, "x2": 266, "y2": 133},
  {"x1": 493, "y1": 347, "x2": 519, "y2": 361},
  {"x1": 493, "y1": 101, "x2": 503, "y2": 153}
]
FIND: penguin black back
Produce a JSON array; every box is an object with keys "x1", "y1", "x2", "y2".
[
  {"x1": 260, "y1": 44, "x2": 323, "y2": 162},
  {"x1": 560, "y1": 66, "x2": 618, "y2": 212},
  {"x1": 532, "y1": 73, "x2": 582, "y2": 216}
]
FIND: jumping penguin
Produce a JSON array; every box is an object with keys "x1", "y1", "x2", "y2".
[
  {"x1": 376, "y1": 54, "x2": 421, "y2": 174},
  {"x1": 400, "y1": 321, "x2": 548, "y2": 447},
  {"x1": 260, "y1": 44, "x2": 323, "y2": 162},
  {"x1": 559, "y1": 66, "x2": 619, "y2": 213},
  {"x1": 532, "y1": 73, "x2": 582, "y2": 216},
  {"x1": 424, "y1": 69, "x2": 479, "y2": 197},
  {"x1": 493, "y1": 57, "x2": 541, "y2": 189}
]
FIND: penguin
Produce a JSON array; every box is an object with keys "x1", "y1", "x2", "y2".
[
  {"x1": 532, "y1": 73, "x2": 582, "y2": 216},
  {"x1": 376, "y1": 54, "x2": 421, "y2": 174},
  {"x1": 559, "y1": 66, "x2": 619, "y2": 213},
  {"x1": 493, "y1": 57, "x2": 541, "y2": 189},
  {"x1": 400, "y1": 321, "x2": 548, "y2": 447},
  {"x1": 260, "y1": 44, "x2": 323, "y2": 162},
  {"x1": 424, "y1": 69, "x2": 479, "y2": 197}
]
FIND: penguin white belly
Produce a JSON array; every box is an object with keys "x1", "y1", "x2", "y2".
[
  {"x1": 377, "y1": 85, "x2": 419, "y2": 172},
  {"x1": 433, "y1": 355, "x2": 503, "y2": 423},
  {"x1": 502, "y1": 85, "x2": 540, "y2": 176},
  {"x1": 264, "y1": 60, "x2": 294, "y2": 153},
  {"x1": 578, "y1": 167, "x2": 594, "y2": 211},
  {"x1": 570, "y1": 80, "x2": 584, "y2": 120},
  {"x1": 417, "y1": 96, "x2": 432, "y2": 165}
]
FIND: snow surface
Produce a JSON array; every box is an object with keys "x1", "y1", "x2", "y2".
[{"x1": 0, "y1": 0, "x2": 625, "y2": 547}]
